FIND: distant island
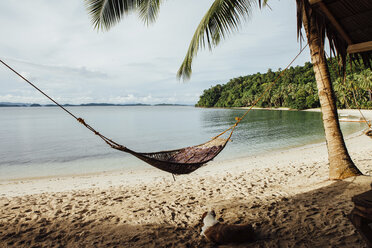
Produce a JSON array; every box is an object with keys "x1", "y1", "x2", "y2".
[
  {"x1": 153, "y1": 103, "x2": 188, "y2": 106},
  {"x1": 0, "y1": 102, "x2": 191, "y2": 107}
]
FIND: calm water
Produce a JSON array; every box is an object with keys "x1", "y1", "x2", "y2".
[{"x1": 0, "y1": 106, "x2": 364, "y2": 180}]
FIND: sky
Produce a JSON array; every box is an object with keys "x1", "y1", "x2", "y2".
[{"x1": 0, "y1": 0, "x2": 311, "y2": 105}]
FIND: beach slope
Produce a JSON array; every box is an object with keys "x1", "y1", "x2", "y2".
[{"x1": 0, "y1": 110, "x2": 371, "y2": 247}]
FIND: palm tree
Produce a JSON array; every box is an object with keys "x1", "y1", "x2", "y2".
[
  {"x1": 357, "y1": 69, "x2": 372, "y2": 103},
  {"x1": 333, "y1": 77, "x2": 350, "y2": 109},
  {"x1": 84, "y1": 0, "x2": 364, "y2": 179}
]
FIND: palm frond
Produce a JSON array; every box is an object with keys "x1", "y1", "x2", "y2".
[
  {"x1": 177, "y1": 0, "x2": 263, "y2": 81},
  {"x1": 85, "y1": 0, "x2": 138, "y2": 31},
  {"x1": 138, "y1": 0, "x2": 163, "y2": 25}
]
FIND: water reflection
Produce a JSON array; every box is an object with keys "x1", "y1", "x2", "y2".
[{"x1": 0, "y1": 106, "x2": 364, "y2": 179}]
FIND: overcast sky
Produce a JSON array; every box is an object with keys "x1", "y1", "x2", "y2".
[{"x1": 0, "y1": 0, "x2": 311, "y2": 105}]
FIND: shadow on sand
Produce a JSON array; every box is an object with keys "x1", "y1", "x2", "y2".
[{"x1": 1, "y1": 176, "x2": 371, "y2": 247}]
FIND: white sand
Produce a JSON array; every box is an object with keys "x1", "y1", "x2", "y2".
[{"x1": 0, "y1": 109, "x2": 371, "y2": 247}]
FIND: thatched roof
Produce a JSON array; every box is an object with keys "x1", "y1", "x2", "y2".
[
  {"x1": 311, "y1": 0, "x2": 372, "y2": 51},
  {"x1": 302, "y1": 0, "x2": 372, "y2": 68}
]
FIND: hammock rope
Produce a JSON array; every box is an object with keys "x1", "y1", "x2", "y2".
[
  {"x1": 0, "y1": 58, "x2": 127, "y2": 150},
  {"x1": 213, "y1": 43, "x2": 309, "y2": 140},
  {"x1": 0, "y1": 44, "x2": 308, "y2": 175},
  {"x1": 325, "y1": 52, "x2": 372, "y2": 132}
]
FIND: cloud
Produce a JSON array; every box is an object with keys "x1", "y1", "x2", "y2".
[
  {"x1": 0, "y1": 0, "x2": 310, "y2": 105},
  {"x1": 4, "y1": 57, "x2": 108, "y2": 79}
]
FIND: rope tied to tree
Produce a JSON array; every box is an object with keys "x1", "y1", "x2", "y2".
[{"x1": 212, "y1": 43, "x2": 309, "y2": 140}]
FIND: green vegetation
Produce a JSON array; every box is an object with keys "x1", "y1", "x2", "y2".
[{"x1": 196, "y1": 61, "x2": 372, "y2": 110}]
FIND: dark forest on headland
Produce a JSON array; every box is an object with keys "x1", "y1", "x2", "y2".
[{"x1": 197, "y1": 59, "x2": 372, "y2": 110}]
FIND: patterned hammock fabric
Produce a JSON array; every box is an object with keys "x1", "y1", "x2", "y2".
[
  {"x1": 114, "y1": 137, "x2": 229, "y2": 175},
  {"x1": 366, "y1": 129, "x2": 372, "y2": 138}
]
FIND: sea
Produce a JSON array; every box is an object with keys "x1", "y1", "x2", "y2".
[{"x1": 0, "y1": 106, "x2": 364, "y2": 180}]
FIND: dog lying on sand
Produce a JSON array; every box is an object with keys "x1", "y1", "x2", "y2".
[{"x1": 200, "y1": 210, "x2": 255, "y2": 244}]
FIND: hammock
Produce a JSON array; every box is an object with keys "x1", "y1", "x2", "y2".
[
  {"x1": 75, "y1": 117, "x2": 232, "y2": 175},
  {"x1": 0, "y1": 45, "x2": 307, "y2": 175},
  {"x1": 116, "y1": 137, "x2": 228, "y2": 174},
  {"x1": 1, "y1": 55, "x2": 235, "y2": 175}
]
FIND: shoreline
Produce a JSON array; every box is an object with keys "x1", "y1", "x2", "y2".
[
  {"x1": 1, "y1": 109, "x2": 371, "y2": 197},
  {"x1": 0, "y1": 110, "x2": 371, "y2": 246}
]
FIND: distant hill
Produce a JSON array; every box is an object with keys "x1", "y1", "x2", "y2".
[
  {"x1": 154, "y1": 103, "x2": 189, "y2": 106},
  {"x1": 0, "y1": 102, "x2": 29, "y2": 107},
  {"x1": 79, "y1": 103, "x2": 151, "y2": 106},
  {"x1": 0, "y1": 102, "x2": 190, "y2": 107}
]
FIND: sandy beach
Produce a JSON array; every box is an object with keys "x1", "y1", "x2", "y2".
[{"x1": 1, "y1": 109, "x2": 371, "y2": 247}]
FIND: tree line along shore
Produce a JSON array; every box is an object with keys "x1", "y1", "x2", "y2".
[{"x1": 196, "y1": 59, "x2": 372, "y2": 110}]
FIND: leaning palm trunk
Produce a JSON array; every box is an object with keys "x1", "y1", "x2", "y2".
[{"x1": 301, "y1": 6, "x2": 362, "y2": 179}]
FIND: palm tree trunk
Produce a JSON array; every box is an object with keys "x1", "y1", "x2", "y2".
[
  {"x1": 301, "y1": 6, "x2": 362, "y2": 179},
  {"x1": 344, "y1": 95, "x2": 349, "y2": 109}
]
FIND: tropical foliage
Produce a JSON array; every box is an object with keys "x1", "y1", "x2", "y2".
[
  {"x1": 85, "y1": 0, "x2": 270, "y2": 80},
  {"x1": 196, "y1": 61, "x2": 372, "y2": 110}
]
